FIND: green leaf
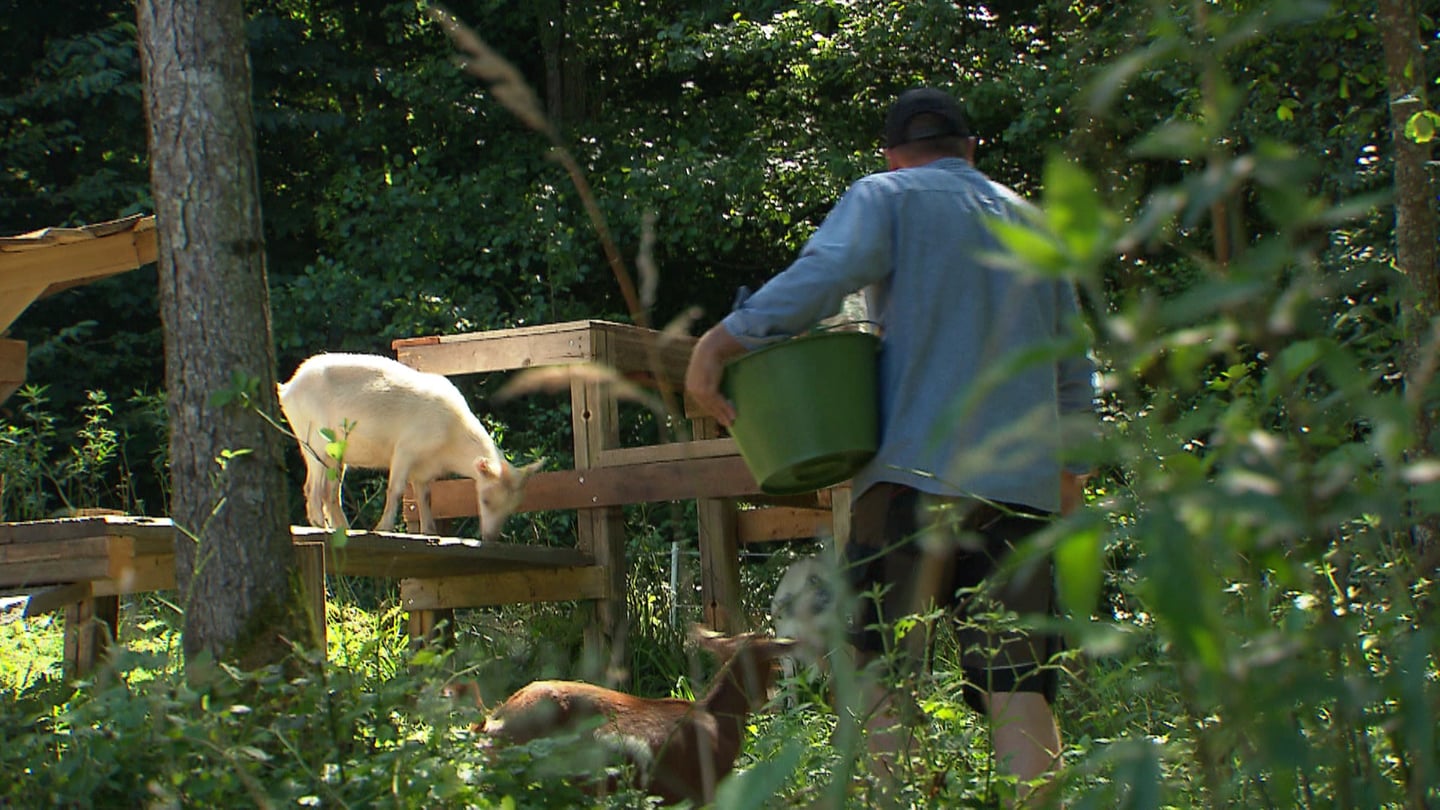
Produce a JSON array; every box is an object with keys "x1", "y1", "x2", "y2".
[
  {"x1": 1404, "y1": 110, "x2": 1440, "y2": 143},
  {"x1": 713, "y1": 740, "x2": 802, "y2": 810},
  {"x1": 1055, "y1": 526, "x2": 1104, "y2": 615}
]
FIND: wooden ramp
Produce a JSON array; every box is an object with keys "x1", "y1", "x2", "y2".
[{"x1": 0, "y1": 514, "x2": 599, "y2": 675}]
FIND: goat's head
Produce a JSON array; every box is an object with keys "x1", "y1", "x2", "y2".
[
  {"x1": 473, "y1": 456, "x2": 545, "y2": 539},
  {"x1": 770, "y1": 555, "x2": 846, "y2": 669},
  {"x1": 689, "y1": 625, "x2": 797, "y2": 710}
]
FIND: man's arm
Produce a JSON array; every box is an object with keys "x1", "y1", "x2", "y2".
[{"x1": 684, "y1": 324, "x2": 749, "y2": 428}]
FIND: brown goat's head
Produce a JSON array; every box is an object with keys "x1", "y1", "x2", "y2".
[{"x1": 689, "y1": 624, "x2": 797, "y2": 711}]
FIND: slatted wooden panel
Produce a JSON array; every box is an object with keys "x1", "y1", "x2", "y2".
[{"x1": 0, "y1": 517, "x2": 594, "y2": 595}]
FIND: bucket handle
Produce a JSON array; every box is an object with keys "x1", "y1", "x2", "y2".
[{"x1": 731, "y1": 285, "x2": 882, "y2": 335}]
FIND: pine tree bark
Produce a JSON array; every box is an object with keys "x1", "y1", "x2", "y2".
[
  {"x1": 1379, "y1": 0, "x2": 1440, "y2": 569},
  {"x1": 136, "y1": 0, "x2": 312, "y2": 669}
]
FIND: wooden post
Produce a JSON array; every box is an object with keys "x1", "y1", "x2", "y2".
[
  {"x1": 573, "y1": 329, "x2": 628, "y2": 684},
  {"x1": 694, "y1": 417, "x2": 743, "y2": 633},
  {"x1": 293, "y1": 541, "x2": 327, "y2": 654},
  {"x1": 63, "y1": 588, "x2": 118, "y2": 679},
  {"x1": 829, "y1": 484, "x2": 853, "y2": 553},
  {"x1": 407, "y1": 608, "x2": 456, "y2": 651}
]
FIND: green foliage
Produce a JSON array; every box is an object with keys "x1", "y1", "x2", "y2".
[{"x1": 0, "y1": 386, "x2": 149, "y2": 520}]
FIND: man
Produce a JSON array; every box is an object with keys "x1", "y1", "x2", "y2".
[{"x1": 685, "y1": 87, "x2": 1095, "y2": 802}]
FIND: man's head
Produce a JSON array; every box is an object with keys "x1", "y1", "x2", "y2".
[{"x1": 882, "y1": 87, "x2": 975, "y2": 168}]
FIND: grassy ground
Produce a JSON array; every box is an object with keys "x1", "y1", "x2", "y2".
[{"x1": 0, "y1": 579, "x2": 1192, "y2": 809}]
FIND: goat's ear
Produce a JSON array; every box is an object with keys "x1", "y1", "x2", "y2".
[
  {"x1": 764, "y1": 637, "x2": 799, "y2": 655},
  {"x1": 518, "y1": 457, "x2": 546, "y2": 479},
  {"x1": 475, "y1": 457, "x2": 502, "y2": 480},
  {"x1": 688, "y1": 623, "x2": 724, "y2": 645},
  {"x1": 441, "y1": 679, "x2": 487, "y2": 711}
]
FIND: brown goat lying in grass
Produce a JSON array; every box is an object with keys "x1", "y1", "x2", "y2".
[{"x1": 448, "y1": 626, "x2": 795, "y2": 805}]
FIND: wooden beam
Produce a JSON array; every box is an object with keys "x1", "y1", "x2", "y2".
[
  {"x1": 392, "y1": 320, "x2": 697, "y2": 383},
  {"x1": 292, "y1": 528, "x2": 592, "y2": 578},
  {"x1": 0, "y1": 228, "x2": 157, "y2": 294},
  {"x1": 393, "y1": 322, "x2": 597, "y2": 376},
  {"x1": 293, "y1": 541, "x2": 327, "y2": 653},
  {"x1": 412, "y1": 454, "x2": 762, "y2": 523},
  {"x1": 0, "y1": 333, "x2": 28, "y2": 408},
  {"x1": 736, "y1": 507, "x2": 832, "y2": 544},
  {"x1": 694, "y1": 418, "x2": 743, "y2": 634},
  {"x1": 400, "y1": 566, "x2": 608, "y2": 610},
  {"x1": 64, "y1": 594, "x2": 118, "y2": 679},
  {"x1": 0, "y1": 515, "x2": 175, "y2": 545},
  {"x1": 407, "y1": 608, "x2": 456, "y2": 651},
  {"x1": 596, "y1": 437, "x2": 738, "y2": 468},
  {"x1": 96, "y1": 551, "x2": 176, "y2": 596},
  {"x1": 0, "y1": 539, "x2": 112, "y2": 588},
  {"x1": 23, "y1": 582, "x2": 92, "y2": 617}
]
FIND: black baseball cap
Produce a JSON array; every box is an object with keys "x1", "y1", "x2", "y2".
[{"x1": 883, "y1": 87, "x2": 971, "y2": 148}]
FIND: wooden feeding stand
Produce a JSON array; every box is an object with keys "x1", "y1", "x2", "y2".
[
  {"x1": 0, "y1": 514, "x2": 598, "y2": 676},
  {"x1": 392, "y1": 320, "x2": 852, "y2": 672}
]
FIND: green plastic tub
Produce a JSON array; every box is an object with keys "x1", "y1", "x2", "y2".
[{"x1": 722, "y1": 331, "x2": 880, "y2": 495}]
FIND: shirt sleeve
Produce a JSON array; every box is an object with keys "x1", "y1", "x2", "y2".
[
  {"x1": 721, "y1": 179, "x2": 892, "y2": 350},
  {"x1": 1056, "y1": 280, "x2": 1098, "y2": 474}
]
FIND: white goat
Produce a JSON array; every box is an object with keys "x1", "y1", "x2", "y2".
[{"x1": 278, "y1": 352, "x2": 542, "y2": 539}]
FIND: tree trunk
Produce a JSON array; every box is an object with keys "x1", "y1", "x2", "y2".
[
  {"x1": 538, "y1": 0, "x2": 592, "y2": 130},
  {"x1": 1378, "y1": 0, "x2": 1440, "y2": 567},
  {"x1": 136, "y1": 0, "x2": 313, "y2": 669}
]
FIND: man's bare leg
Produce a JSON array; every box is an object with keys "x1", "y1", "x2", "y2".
[{"x1": 987, "y1": 690, "x2": 1062, "y2": 807}]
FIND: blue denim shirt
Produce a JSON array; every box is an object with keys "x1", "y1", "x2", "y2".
[{"x1": 721, "y1": 158, "x2": 1095, "y2": 512}]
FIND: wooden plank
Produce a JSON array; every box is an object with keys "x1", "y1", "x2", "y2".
[
  {"x1": 417, "y1": 455, "x2": 762, "y2": 521},
  {"x1": 293, "y1": 529, "x2": 591, "y2": 577},
  {"x1": 0, "y1": 515, "x2": 174, "y2": 546},
  {"x1": 393, "y1": 322, "x2": 596, "y2": 376},
  {"x1": 23, "y1": 582, "x2": 92, "y2": 617},
  {"x1": 0, "y1": 230, "x2": 154, "y2": 292},
  {"x1": 0, "y1": 536, "x2": 111, "y2": 565},
  {"x1": 0, "y1": 557, "x2": 111, "y2": 589},
  {"x1": 392, "y1": 321, "x2": 697, "y2": 386},
  {"x1": 393, "y1": 319, "x2": 599, "y2": 349},
  {"x1": 91, "y1": 555, "x2": 175, "y2": 597},
  {"x1": 400, "y1": 566, "x2": 608, "y2": 610},
  {"x1": 0, "y1": 517, "x2": 109, "y2": 545},
  {"x1": 0, "y1": 337, "x2": 25, "y2": 405},
  {"x1": 736, "y1": 507, "x2": 832, "y2": 544},
  {"x1": 0, "y1": 290, "x2": 44, "y2": 340},
  {"x1": 596, "y1": 437, "x2": 739, "y2": 468},
  {"x1": 595, "y1": 321, "x2": 696, "y2": 380}
]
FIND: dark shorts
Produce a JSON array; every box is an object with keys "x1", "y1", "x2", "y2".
[{"x1": 845, "y1": 483, "x2": 1061, "y2": 711}]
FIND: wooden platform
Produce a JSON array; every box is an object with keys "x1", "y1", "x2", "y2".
[{"x1": 0, "y1": 514, "x2": 601, "y2": 675}]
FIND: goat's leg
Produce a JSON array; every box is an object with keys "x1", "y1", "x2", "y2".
[
  {"x1": 376, "y1": 452, "x2": 412, "y2": 532},
  {"x1": 322, "y1": 465, "x2": 350, "y2": 530},
  {"x1": 301, "y1": 463, "x2": 325, "y2": 528},
  {"x1": 414, "y1": 482, "x2": 438, "y2": 535},
  {"x1": 301, "y1": 454, "x2": 334, "y2": 528}
]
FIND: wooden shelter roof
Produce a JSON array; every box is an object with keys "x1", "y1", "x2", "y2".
[{"x1": 0, "y1": 213, "x2": 157, "y2": 403}]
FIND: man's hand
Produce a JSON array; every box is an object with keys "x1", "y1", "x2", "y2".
[{"x1": 684, "y1": 325, "x2": 747, "y2": 428}]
